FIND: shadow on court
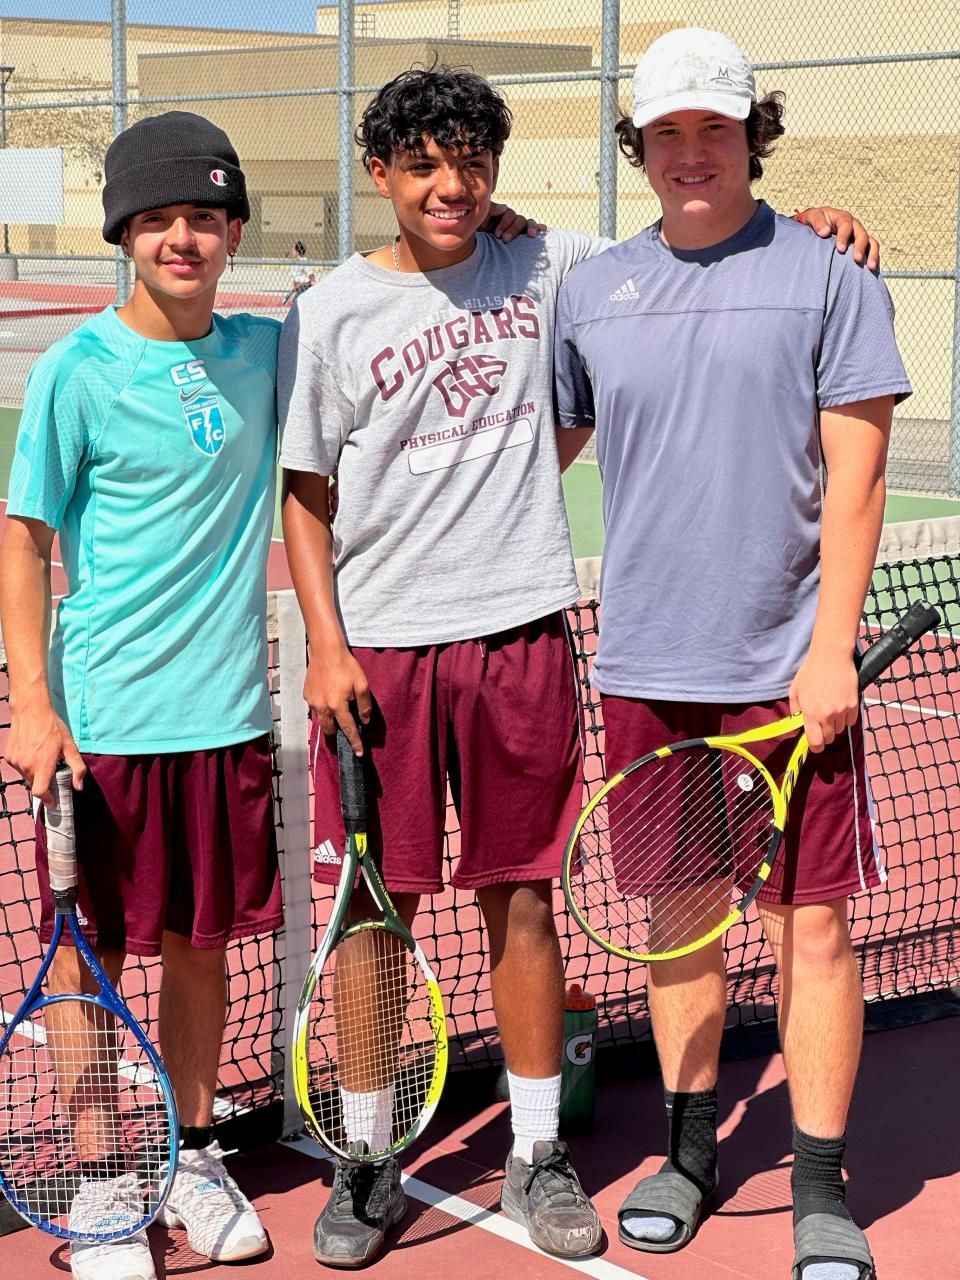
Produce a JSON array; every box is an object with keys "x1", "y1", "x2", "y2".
[{"x1": 10, "y1": 1015, "x2": 958, "y2": 1280}]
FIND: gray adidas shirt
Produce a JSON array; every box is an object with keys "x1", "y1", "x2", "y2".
[
  {"x1": 554, "y1": 202, "x2": 912, "y2": 701},
  {"x1": 279, "y1": 229, "x2": 610, "y2": 647}
]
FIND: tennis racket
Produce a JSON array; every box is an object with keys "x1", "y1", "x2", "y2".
[
  {"x1": 0, "y1": 766, "x2": 178, "y2": 1240},
  {"x1": 562, "y1": 600, "x2": 941, "y2": 963},
  {"x1": 292, "y1": 724, "x2": 448, "y2": 1162}
]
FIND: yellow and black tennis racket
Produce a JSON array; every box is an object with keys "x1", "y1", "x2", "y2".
[
  {"x1": 292, "y1": 724, "x2": 448, "y2": 1162},
  {"x1": 562, "y1": 600, "x2": 941, "y2": 963}
]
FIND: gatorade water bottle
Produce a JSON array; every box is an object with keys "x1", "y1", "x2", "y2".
[{"x1": 559, "y1": 983, "x2": 597, "y2": 1134}]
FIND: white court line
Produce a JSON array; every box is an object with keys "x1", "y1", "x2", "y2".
[
  {"x1": 283, "y1": 1134, "x2": 651, "y2": 1280},
  {"x1": 865, "y1": 695, "x2": 955, "y2": 721}
]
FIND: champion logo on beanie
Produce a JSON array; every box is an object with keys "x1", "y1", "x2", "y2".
[{"x1": 101, "y1": 111, "x2": 250, "y2": 244}]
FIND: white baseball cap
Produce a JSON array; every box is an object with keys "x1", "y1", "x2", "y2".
[{"x1": 631, "y1": 28, "x2": 757, "y2": 129}]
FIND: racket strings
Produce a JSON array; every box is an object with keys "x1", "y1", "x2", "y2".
[
  {"x1": 0, "y1": 995, "x2": 173, "y2": 1235},
  {"x1": 605, "y1": 753, "x2": 768, "y2": 872},
  {"x1": 307, "y1": 925, "x2": 439, "y2": 1157},
  {"x1": 571, "y1": 748, "x2": 777, "y2": 955},
  {"x1": 586, "y1": 759, "x2": 770, "y2": 900}
]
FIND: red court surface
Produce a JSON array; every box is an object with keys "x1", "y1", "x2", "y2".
[
  {"x1": 0, "y1": 280, "x2": 282, "y2": 317},
  {"x1": 1, "y1": 1014, "x2": 957, "y2": 1279}
]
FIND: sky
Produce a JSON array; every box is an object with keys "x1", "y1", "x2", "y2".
[{"x1": 0, "y1": 2, "x2": 328, "y2": 30}]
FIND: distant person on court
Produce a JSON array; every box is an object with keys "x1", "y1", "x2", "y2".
[
  {"x1": 278, "y1": 63, "x2": 876, "y2": 1269},
  {"x1": 286, "y1": 239, "x2": 316, "y2": 305},
  {"x1": 0, "y1": 112, "x2": 279, "y2": 1280},
  {"x1": 553, "y1": 29, "x2": 910, "y2": 1280}
]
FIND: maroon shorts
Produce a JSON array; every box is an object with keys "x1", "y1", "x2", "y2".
[
  {"x1": 36, "y1": 736, "x2": 283, "y2": 955},
  {"x1": 311, "y1": 612, "x2": 583, "y2": 893},
  {"x1": 601, "y1": 695, "x2": 882, "y2": 906}
]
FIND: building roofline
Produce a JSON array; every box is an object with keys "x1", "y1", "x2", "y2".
[{"x1": 141, "y1": 35, "x2": 593, "y2": 61}]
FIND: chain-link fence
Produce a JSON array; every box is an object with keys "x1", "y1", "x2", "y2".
[{"x1": 1, "y1": 3, "x2": 958, "y2": 492}]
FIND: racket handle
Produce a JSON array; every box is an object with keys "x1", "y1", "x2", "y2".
[
  {"x1": 856, "y1": 599, "x2": 941, "y2": 690},
  {"x1": 336, "y1": 724, "x2": 367, "y2": 833},
  {"x1": 46, "y1": 764, "x2": 79, "y2": 893}
]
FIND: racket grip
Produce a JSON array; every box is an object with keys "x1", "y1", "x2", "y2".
[
  {"x1": 46, "y1": 765, "x2": 79, "y2": 893},
  {"x1": 856, "y1": 599, "x2": 941, "y2": 690},
  {"x1": 336, "y1": 725, "x2": 367, "y2": 833}
]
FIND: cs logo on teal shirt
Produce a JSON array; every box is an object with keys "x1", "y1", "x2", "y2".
[{"x1": 185, "y1": 396, "x2": 227, "y2": 457}]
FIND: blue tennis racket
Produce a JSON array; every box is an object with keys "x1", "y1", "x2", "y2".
[{"x1": 0, "y1": 766, "x2": 178, "y2": 1240}]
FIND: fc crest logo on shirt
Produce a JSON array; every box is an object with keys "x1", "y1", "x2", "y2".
[{"x1": 184, "y1": 396, "x2": 227, "y2": 456}]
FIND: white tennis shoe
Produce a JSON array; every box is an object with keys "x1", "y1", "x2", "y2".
[
  {"x1": 158, "y1": 1141, "x2": 267, "y2": 1261},
  {"x1": 68, "y1": 1173, "x2": 156, "y2": 1280}
]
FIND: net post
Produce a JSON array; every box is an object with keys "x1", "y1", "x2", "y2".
[
  {"x1": 598, "y1": 0, "x2": 620, "y2": 240},
  {"x1": 111, "y1": 0, "x2": 129, "y2": 306},
  {"x1": 949, "y1": 162, "x2": 960, "y2": 496},
  {"x1": 275, "y1": 589, "x2": 312, "y2": 1139}
]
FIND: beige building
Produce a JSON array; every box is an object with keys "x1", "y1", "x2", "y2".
[
  {"x1": 138, "y1": 36, "x2": 593, "y2": 261},
  {"x1": 0, "y1": 16, "x2": 333, "y2": 254},
  {"x1": 0, "y1": 8, "x2": 954, "y2": 419}
]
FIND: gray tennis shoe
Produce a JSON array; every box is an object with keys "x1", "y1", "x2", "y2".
[
  {"x1": 312, "y1": 1142, "x2": 406, "y2": 1269},
  {"x1": 501, "y1": 1140, "x2": 602, "y2": 1257}
]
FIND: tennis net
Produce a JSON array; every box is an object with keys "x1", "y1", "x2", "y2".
[{"x1": 0, "y1": 515, "x2": 957, "y2": 1179}]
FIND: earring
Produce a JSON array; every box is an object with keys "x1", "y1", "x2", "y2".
[{"x1": 229, "y1": 251, "x2": 235, "y2": 272}]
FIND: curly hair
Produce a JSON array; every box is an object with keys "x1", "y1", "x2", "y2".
[
  {"x1": 356, "y1": 66, "x2": 513, "y2": 171},
  {"x1": 614, "y1": 92, "x2": 786, "y2": 182}
]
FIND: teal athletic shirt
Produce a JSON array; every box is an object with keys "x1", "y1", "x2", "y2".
[{"x1": 8, "y1": 305, "x2": 279, "y2": 754}]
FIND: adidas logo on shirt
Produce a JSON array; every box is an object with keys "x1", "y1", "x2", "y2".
[
  {"x1": 313, "y1": 839, "x2": 342, "y2": 866},
  {"x1": 609, "y1": 278, "x2": 641, "y2": 302}
]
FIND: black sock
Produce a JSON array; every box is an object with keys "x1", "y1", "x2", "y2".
[
  {"x1": 662, "y1": 1087, "x2": 718, "y2": 1196},
  {"x1": 791, "y1": 1125, "x2": 850, "y2": 1225},
  {"x1": 180, "y1": 1125, "x2": 213, "y2": 1152}
]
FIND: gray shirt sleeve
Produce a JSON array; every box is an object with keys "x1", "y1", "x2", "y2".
[
  {"x1": 816, "y1": 255, "x2": 912, "y2": 409},
  {"x1": 277, "y1": 310, "x2": 355, "y2": 475},
  {"x1": 553, "y1": 274, "x2": 596, "y2": 428}
]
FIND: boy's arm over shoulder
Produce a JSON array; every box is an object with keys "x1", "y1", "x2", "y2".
[{"x1": 816, "y1": 247, "x2": 912, "y2": 411}]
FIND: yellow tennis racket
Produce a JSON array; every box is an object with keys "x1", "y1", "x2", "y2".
[
  {"x1": 292, "y1": 724, "x2": 448, "y2": 1162},
  {"x1": 562, "y1": 600, "x2": 941, "y2": 963}
]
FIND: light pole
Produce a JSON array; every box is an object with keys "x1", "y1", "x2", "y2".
[{"x1": 0, "y1": 65, "x2": 14, "y2": 257}]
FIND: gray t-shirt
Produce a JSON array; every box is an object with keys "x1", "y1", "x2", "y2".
[
  {"x1": 554, "y1": 202, "x2": 912, "y2": 701},
  {"x1": 279, "y1": 228, "x2": 610, "y2": 646}
]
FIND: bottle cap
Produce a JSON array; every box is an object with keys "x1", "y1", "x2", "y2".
[{"x1": 565, "y1": 982, "x2": 596, "y2": 1011}]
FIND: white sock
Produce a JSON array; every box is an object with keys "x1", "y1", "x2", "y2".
[
  {"x1": 507, "y1": 1071, "x2": 561, "y2": 1163},
  {"x1": 340, "y1": 1085, "x2": 395, "y2": 1155}
]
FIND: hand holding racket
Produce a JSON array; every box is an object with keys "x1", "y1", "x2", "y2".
[
  {"x1": 0, "y1": 767, "x2": 178, "y2": 1239},
  {"x1": 293, "y1": 723, "x2": 448, "y2": 1162},
  {"x1": 562, "y1": 600, "x2": 941, "y2": 964}
]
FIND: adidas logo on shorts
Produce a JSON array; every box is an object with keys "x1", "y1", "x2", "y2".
[
  {"x1": 313, "y1": 839, "x2": 342, "y2": 866},
  {"x1": 609, "y1": 277, "x2": 640, "y2": 302}
]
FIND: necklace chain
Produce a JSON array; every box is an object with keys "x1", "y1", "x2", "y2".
[{"x1": 391, "y1": 234, "x2": 401, "y2": 272}]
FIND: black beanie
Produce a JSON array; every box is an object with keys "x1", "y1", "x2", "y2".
[{"x1": 101, "y1": 111, "x2": 250, "y2": 245}]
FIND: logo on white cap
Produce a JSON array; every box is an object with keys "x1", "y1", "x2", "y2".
[
  {"x1": 210, "y1": 169, "x2": 229, "y2": 187},
  {"x1": 631, "y1": 28, "x2": 757, "y2": 129}
]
